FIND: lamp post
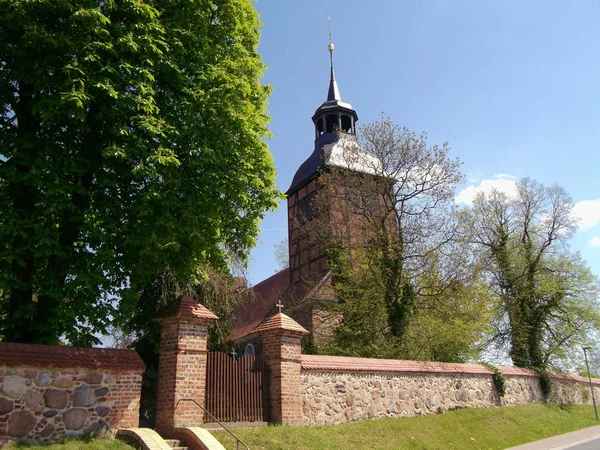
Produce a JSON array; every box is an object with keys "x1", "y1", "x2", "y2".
[{"x1": 582, "y1": 346, "x2": 598, "y2": 420}]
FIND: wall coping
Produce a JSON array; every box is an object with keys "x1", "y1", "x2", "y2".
[
  {"x1": 153, "y1": 296, "x2": 218, "y2": 322},
  {"x1": 301, "y1": 355, "x2": 600, "y2": 385},
  {"x1": 301, "y1": 355, "x2": 491, "y2": 375},
  {"x1": 0, "y1": 342, "x2": 145, "y2": 372},
  {"x1": 252, "y1": 312, "x2": 309, "y2": 335},
  {"x1": 549, "y1": 371, "x2": 600, "y2": 386}
]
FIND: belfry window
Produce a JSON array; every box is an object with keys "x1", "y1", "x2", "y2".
[
  {"x1": 325, "y1": 114, "x2": 338, "y2": 133},
  {"x1": 341, "y1": 115, "x2": 352, "y2": 133},
  {"x1": 317, "y1": 118, "x2": 324, "y2": 136}
]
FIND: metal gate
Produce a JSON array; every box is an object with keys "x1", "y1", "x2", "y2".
[{"x1": 205, "y1": 352, "x2": 270, "y2": 422}]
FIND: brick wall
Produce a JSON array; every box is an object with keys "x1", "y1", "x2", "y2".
[
  {"x1": 298, "y1": 355, "x2": 600, "y2": 426},
  {"x1": 252, "y1": 313, "x2": 308, "y2": 425},
  {"x1": 155, "y1": 319, "x2": 211, "y2": 435},
  {"x1": 261, "y1": 331, "x2": 304, "y2": 424},
  {"x1": 0, "y1": 343, "x2": 144, "y2": 443},
  {"x1": 153, "y1": 297, "x2": 217, "y2": 436},
  {"x1": 288, "y1": 179, "x2": 327, "y2": 284}
]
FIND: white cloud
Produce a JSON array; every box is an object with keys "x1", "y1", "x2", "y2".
[
  {"x1": 590, "y1": 237, "x2": 600, "y2": 247},
  {"x1": 455, "y1": 175, "x2": 518, "y2": 205},
  {"x1": 455, "y1": 177, "x2": 600, "y2": 233},
  {"x1": 572, "y1": 200, "x2": 600, "y2": 231}
]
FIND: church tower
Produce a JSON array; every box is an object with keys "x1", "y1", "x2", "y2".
[{"x1": 286, "y1": 36, "x2": 362, "y2": 285}]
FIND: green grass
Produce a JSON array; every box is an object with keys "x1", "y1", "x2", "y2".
[
  {"x1": 2, "y1": 404, "x2": 597, "y2": 450},
  {"x1": 2, "y1": 436, "x2": 130, "y2": 450},
  {"x1": 211, "y1": 404, "x2": 600, "y2": 450}
]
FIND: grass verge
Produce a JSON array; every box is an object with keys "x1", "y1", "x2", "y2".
[
  {"x1": 1, "y1": 436, "x2": 130, "y2": 450},
  {"x1": 211, "y1": 404, "x2": 600, "y2": 450},
  {"x1": 2, "y1": 404, "x2": 597, "y2": 450}
]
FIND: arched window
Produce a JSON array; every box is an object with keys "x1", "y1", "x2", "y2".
[
  {"x1": 316, "y1": 118, "x2": 324, "y2": 136},
  {"x1": 325, "y1": 114, "x2": 338, "y2": 133},
  {"x1": 341, "y1": 115, "x2": 352, "y2": 133},
  {"x1": 244, "y1": 343, "x2": 255, "y2": 356}
]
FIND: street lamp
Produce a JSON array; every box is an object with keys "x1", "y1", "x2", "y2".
[{"x1": 582, "y1": 346, "x2": 598, "y2": 420}]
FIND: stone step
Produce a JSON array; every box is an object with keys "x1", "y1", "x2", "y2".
[
  {"x1": 164, "y1": 439, "x2": 188, "y2": 450},
  {"x1": 201, "y1": 421, "x2": 267, "y2": 431}
]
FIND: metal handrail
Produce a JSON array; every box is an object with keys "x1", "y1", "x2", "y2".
[{"x1": 175, "y1": 398, "x2": 250, "y2": 450}]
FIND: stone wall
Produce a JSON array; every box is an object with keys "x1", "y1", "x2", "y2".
[
  {"x1": 299, "y1": 355, "x2": 600, "y2": 426},
  {"x1": 500, "y1": 374, "x2": 544, "y2": 405},
  {"x1": 0, "y1": 343, "x2": 145, "y2": 443},
  {"x1": 301, "y1": 370, "x2": 497, "y2": 425}
]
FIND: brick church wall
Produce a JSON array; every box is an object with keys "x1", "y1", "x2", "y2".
[
  {"x1": 0, "y1": 343, "x2": 144, "y2": 443},
  {"x1": 288, "y1": 179, "x2": 327, "y2": 285}
]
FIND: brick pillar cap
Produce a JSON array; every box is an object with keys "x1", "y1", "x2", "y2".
[
  {"x1": 153, "y1": 296, "x2": 218, "y2": 323},
  {"x1": 252, "y1": 312, "x2": 309, "y2": 336}
]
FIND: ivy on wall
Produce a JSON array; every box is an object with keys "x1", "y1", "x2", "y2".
[{"x1": 480, "y1": 362, "x2": 507, "y2": 397}]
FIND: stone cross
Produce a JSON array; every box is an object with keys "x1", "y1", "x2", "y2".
[
  {"x1": 230, "y1": 348, "x2": 237, "y2": 360},
  {"x1": 276, "y1": 300, "x2": 284, "y2": 314}
]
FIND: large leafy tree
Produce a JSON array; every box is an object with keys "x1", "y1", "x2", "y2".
[
  {"x1": 0, "y1": 0, "x2": 278, "y2": 345},
  {"x1": 307, "y1": 118, "x2": 473, "y2": 359},
  {"x1": 463, "y1": 178, "x2": 600, "y2": 371}
]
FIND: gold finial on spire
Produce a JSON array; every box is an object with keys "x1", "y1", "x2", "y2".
[{"x1": 328, "y1": 17, "x2": 334, "y2": 53}]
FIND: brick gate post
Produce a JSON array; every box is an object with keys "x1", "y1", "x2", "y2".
[
  {"x1": 153, "y1": 296, "x2": 218, "y2": 436},
  {"x1": 252, "y1": 313, "x2": 308, "y2": 425}
]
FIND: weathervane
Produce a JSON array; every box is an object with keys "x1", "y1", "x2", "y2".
[{"x1": 328, "y1": 17, "x2": 334, "y2": 66}]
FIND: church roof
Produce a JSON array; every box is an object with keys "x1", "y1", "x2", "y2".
[
  {"x1": 229, "y1": 269, "x2": 290, "y2": 341},
  {"x1": 327, "y1": 65, "x2": 341, "y2": 102},
  {"x1": 229, "y1": 269, "x2": 335, "y2": 342},
  {"x1": 286, "y1": 134, "x2": 383, "y2": 194},
  {"x1": 286, "y1": 39, "x2": 377, "y2": 194}
]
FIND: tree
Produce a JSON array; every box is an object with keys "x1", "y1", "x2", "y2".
[
  {"x1": 0, "y1": 0, "x2": 279, "y2": 345},
  {"x1": 400, "y1": 263, "x2": 494, "y2": 363},
  {"x1": 462, "y1": 178, "x2": 600, "y2": 371},
  {"x1": 307, "y1": 118, "x2": 471, "y2": 359},
  {"x1": 274, "y1": 237, "x2": 289, "y2": 270}
]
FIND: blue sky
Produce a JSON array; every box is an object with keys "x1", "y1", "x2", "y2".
[{"x1": 246, "y1": 0, "x2": 600, "y2": 285}]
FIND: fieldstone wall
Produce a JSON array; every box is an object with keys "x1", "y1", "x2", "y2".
[
  {"x1": 299, "y1": 356, "x2": 600, "y2": 426},
  {"x1": 500, "y1": 375, "x2": 544, "y2": 405},
  {"x1": 549, "y1": 377, "x2": 600, "y2": 405},
  {"x1": 301, "y1": 371, "x2": 498, "y2": 426},
  {"x1": 0, "y1": 343, "x2": 144, "y2": 444}
]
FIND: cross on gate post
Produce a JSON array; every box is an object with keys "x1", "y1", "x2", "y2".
[
  {"x1": 276, "y1": 300, "x2": 284, "y2": 314},
  {"x1": 230, "y1": 348, "x2": 237, "y2": 360}
]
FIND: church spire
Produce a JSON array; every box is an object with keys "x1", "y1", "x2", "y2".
[
  {"x1": 287, "y1": 19, "x2": 360, "y2": 194},
  {"x1": 327, "y1": 17, "x2": 341, "y2": 101}
]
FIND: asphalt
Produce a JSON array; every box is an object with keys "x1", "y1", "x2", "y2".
[{"x1": 506, "y1": 425, "x2": 600, "y2": 450}]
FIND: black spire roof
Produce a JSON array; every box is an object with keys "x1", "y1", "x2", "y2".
[{"x1": 286, "y1": 40, "x2": 358, "y2": 195}]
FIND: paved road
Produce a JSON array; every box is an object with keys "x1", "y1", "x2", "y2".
[
  {"x1": 561, "y1": 435, "x2": 600, "y2": 450},
  {"x1": 507, "y1": 425, "x2": 600, "y2": 450}
]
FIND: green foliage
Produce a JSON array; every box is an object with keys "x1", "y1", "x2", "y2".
[
  {"x1": 463, "y1": 178, "x2": 600, "y2": 370},
  {"x1": 309, "y1": 119, "x2": 471, "y2": 361},
  {"x1": 402, "y1": 272, "x2": 493, "y2": 363},
  {"x1": 480, "y1": 362, "x2": 507, "y2": 397},
  {"x1": 535, "y1": 367, "x2": 553, "y2": 399},
  {"x1": 0, "y1": 0, "x2": 279, "y2": 344},
  {"x1": 321, "y1": 241, "x2": 398, "y2": 358},
  {"x1": 301, "y1": 333, "x2": 319, "y2": 355}
]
